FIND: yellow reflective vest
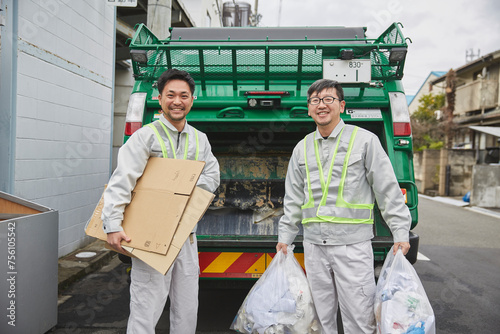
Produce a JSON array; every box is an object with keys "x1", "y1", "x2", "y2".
[
  {"x1": 301, "y1": 125, "x2": 374, "y2": 224},
  {"x1": 146, "y1": 120, "x2": 199, "y2": 160}
]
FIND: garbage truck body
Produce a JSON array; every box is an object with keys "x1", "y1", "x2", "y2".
[{"x1": 124, "y1": 23, "x2": 419, "y2": 280}]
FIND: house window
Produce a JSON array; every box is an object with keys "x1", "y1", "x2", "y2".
[{"x1": 473, "y1": 67, "x2": 489, "y2": 81}]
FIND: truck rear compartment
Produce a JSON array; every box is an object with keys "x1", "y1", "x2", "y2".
[{"x1": 125, "y1": 22, "x2": 419, "y2": 279}]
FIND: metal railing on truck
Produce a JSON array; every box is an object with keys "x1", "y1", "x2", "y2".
[{"x1": 127, "y1": 22, "x2": 409, "y2": 91}]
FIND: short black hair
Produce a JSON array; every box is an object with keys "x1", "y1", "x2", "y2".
[
  {"x1": 157, "y1": 69, "x2": 196, "y2": 95},
  {"x1": 307, "y1": 79, "x2": 344, "y2": 102}
]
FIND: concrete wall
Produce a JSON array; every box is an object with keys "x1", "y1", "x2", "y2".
[
  {"x1": 441, "y1": 149, "x2": 475, "y2": 196},
  {"x1": 414, "y1": 149, "x2": 441, "y2": 195},
  {"x1": 414, "y1": 149, "x2": 475, "y2": 197},
  {"x1": 15, "y1": 0, "x2": 115, "y2": 256},
  {"x1": 471, "y1": 165, "x2": 500, "y2": 208},
  {"x1": 413, "y1": 150, "x2": 423, "y2": 191}
]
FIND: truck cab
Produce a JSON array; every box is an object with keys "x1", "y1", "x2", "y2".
[{"x1": 124, "y1": 22, "x2": 418, "y2": 280}]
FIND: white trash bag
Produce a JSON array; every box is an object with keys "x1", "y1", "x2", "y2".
[
  {"x1": 375, "y1": 247, "x2": 435, "y2": 334},
  {"x1": 230, "y1": 245, "x2": 320, "y2": 334}
]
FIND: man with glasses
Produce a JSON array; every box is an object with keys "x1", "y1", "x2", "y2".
[{"x1": 276, "y1": 79, "x2": 411, "y2": 333}]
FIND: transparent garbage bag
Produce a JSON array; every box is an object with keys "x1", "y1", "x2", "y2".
[
  {"x1": 375, "y1": 247, "x2": 435, "y2": 334},
  {"x1": 230, "y1": 245, "x2": 320, "y2": 334}
]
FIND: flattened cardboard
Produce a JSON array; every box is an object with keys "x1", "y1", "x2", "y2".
[
  {"x1": 123, "y1": 186, "x2": 215, "y2": 274},
  {"x1": 120, "y1": 157, "x2": 205, "y2": 254},
  {"x1": 133, "y1": 157, "x2": 204, "y2": 195},
  {"x1": 85, "y1": 157, "x2": 215, "y2": 274},
  {"x1": 86, "y1": 189, "x2": 108, "y2": 241},
  {"x1": 86, "y1": 186, "x2": 214, "y2": 274},
  {"x1": 86, "y1": 157, "x2": 204, "y2": 254},
  {"x1": 86, "y1": 188, "x2": 136, "y2": 257},
  {"x1": 123, "y1": 190, "x2": 189, "y2": 254}
]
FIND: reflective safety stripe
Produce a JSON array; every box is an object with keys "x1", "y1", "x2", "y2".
[
  {"x1": 146, "y1": 121, "x2": 199, "y2": 160},
  {"x1": 146, "y1": 124, "x2": 169, "y2": 158},
  {"x1": 194, "y1": 129, "x2": 199, "y2": 161},
  {"x1": 302, "y1": 136, "x2": 314, "y2": 209},
  {"x1": 301, "y1": 125, "x2": 374, "y2": 224},
  {"x1": 198, "y1": 252, "x2": 305, "y2": 278},
  {"x1": 157, "y1": 120, "x2": 178, "y2": 159}
]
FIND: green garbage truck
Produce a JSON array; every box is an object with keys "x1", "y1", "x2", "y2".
[{"x1": 124, "y1": 22, "x2": 418, "y2": 280}]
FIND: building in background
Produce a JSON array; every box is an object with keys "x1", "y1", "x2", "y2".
[
  {"x1": 0, "y1": 0, "x2": 224, "y2": 257},
  {"x1": 431, "y1": 49, "x2": 500, "y2": 160},
  {"x1": 113, "y1": 0, "x2": 224, "y2": 170},
  {"x1": 408, "y1": 71, "x2": 447, "y2": 114},
  {"x1": 413, "y1": 50, "x2": 500, "y2": 205},
  {"x1": 0, "y1": 0, "x2": 115, "y2": 257}
]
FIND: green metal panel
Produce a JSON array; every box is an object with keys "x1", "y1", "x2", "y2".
[{"x1": 129, "y1": 23, "x2": 409, "y2": 87}]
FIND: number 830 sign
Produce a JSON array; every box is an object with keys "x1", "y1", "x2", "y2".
[{"x1": 323, "y1": 59, "x2": 371, "y2": 83}]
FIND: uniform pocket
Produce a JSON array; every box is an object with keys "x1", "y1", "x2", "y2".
[
  {"x1": 345, "y1": 153, "x2": 363, "y2": 191},
  {"x1": 150, "y1": 149, "x2": 163, "y2": 158},
  {"x1": 361, "y1": 280, "x2": 376, "y2": 297},
  {"x1": 347, "y1": 153, "x2": 362, "y2": 167},
  {"x1": 131, "y1": 269, "x2": 151, "y2": 284}
]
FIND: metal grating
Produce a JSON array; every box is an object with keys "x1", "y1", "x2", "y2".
[
  {"x1": 134, "y1": 47, "x2": 324, "y2": 82},
  {"x1": 130, "y1": 23, "x2": 408, "y2": 83}
]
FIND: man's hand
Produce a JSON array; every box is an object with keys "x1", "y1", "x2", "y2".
[
  {"x1": 393, "y1": 241, "x2": 410, "y2": 255},
  {"x1": 276, "y1": 242, "x2": 289, "y2": 255},
  {"x1": 107, "y1": 231, "x2": 131, "y2": 255}
]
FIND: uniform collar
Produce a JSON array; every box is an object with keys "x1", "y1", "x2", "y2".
[
  {"x1": 159, "y1": 113, "x2": 189, "y2": 134},
  {"x1": 314, "y1": 119, "x2": 345, "y2": 140}
]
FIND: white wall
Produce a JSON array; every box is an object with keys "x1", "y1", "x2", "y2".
[
  {"x1": 182, "y1": 0, "x2": 222, "y2": 27},
  {"x1": 15, "y1": 0, "x2": 115, "y2": 256},
  {"x1": 111, "y1": 1, "x2": 223, "y2": 172}
]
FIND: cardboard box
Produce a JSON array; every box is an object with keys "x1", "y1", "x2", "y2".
[
  {"x1": 86, "y1": 157, "x2": 215, "y2": 274},
  {"x1": 98, "y1": 157, "x2": 205, "y2": 254},
  {"x1": 123, "y1": 186, "x2": 214, "y2": 274}
]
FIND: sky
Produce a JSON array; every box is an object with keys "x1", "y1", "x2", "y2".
[{"x1": 255, "y1": 0, "x2": 500, "y2": 96}]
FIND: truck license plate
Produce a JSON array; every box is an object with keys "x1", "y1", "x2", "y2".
[{"x1": 323, "y1": 59, "x2": 371, "y2": 83}]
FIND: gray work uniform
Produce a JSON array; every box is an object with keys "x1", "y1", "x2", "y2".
[
  {"x1": 278, "y1": 119, "x2": 411, "y2": 333},
  {"x1": 102, "y1": 114, "x2": 220, "y2": 334}
]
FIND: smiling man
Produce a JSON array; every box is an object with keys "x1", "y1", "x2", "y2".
[
  {"x1": 102, "y1": 69, "x2": 220, "y2": 334},
  {"x1": 276, "y1": 79, "x2": 411, "y2": 333}
]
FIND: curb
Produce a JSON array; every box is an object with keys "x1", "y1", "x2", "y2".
[
  {"x1": 58, "y1": 240, "x2": 116, "y2": 293},
  {"x1": 419, "y1": 194, "x2": 500, "y2": 219}
]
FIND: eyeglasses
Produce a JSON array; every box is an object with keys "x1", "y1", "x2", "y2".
[{"x1": 307, "y1": 96, "x2": 341, "y2": 105}]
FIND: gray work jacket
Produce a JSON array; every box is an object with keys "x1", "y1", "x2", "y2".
[
  {"x1": 278, "y1": 120, "x2": 411, "y2": 246},
  {"x1": 101, "y1": 114, "x2": 220, "y2": 234}
]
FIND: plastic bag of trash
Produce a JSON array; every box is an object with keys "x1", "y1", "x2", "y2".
[
  {"x1": 230, "y1": 245, "x2": 320, "y2": 334},
  {"x1": 375, "y1": 247, "x2": 435, "y2": 334}
]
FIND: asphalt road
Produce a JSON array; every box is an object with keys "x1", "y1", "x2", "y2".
[
  {"x1": 411, "y1": 196, "x2": 500, "y2": 334},
  {"x1": 50, "y1": 196, "x2": 500, "y2": 333},
  {"x1": 50, "y1": 257, "x2": 251, "y2": 334}
]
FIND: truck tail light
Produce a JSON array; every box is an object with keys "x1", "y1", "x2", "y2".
[
  {"x1": 125, "y1": 122, "x2": 142, "y2": 136},
  {"x1": 124, "y1": 92, "x2": 147, "y2": 136},
  {"x1": 389, "y1": 92, "x2": 411, "y2": 137},
  {"x1": 401, "y1": 188, "x2": 407, "y2": 203}
]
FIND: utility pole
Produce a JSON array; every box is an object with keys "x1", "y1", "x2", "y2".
[
  {"x1": 147, "y1": 0, "x2": 172, "y2": 39},
  {"x1": 278, "y1": 0, "x2": 283, "y2": 27},
  {"x1": 444, "y1": 69, "x2": 457, "y2": 149}
]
